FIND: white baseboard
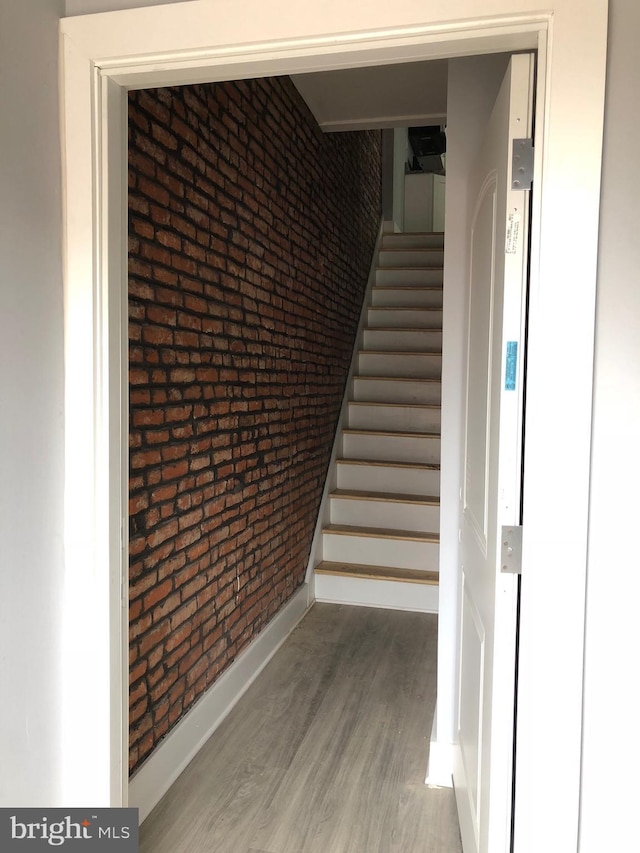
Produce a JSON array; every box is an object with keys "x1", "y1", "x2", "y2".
[
  {"x1": 315, "y1": 573, "x2": 439, "y2": 614},
  {"x1": 425, "y1": 712, "x2": 454, "y2": 787},
  {"x1": 129, "y1": 583, "x2": 312, "y2": 822}
]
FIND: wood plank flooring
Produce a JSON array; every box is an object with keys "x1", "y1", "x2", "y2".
[{"x1": 139, "y1": 604, "x2": 462, "y2": 853}]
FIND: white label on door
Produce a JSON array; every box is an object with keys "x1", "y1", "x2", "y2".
[{"x1": 505, "y1": 212, "x2": 521, "y2": 254}]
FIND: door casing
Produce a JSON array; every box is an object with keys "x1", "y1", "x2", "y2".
[{"x1": 59, "y1": 3, "x2": 608, "y2": 851}]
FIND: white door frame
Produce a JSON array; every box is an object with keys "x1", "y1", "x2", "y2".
[{"x1": 59, "y1": 3, "x2": 607, "y2": 850}]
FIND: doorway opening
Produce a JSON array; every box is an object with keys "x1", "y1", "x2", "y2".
[
  {"x1": 59, "y1": 6, "x2": 606, "y2": 851},
  {"x1": 123, "y1": 56, "x2": 520, "y2": 853}
]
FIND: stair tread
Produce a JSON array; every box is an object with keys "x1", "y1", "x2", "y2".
[
  {"x1": 354, "y1": 375, "x2": 441, "y2": 383},
  {"x1": 350, "y1": 401, "x2": 440, "y2": 410},
  {"x1": 324, "y1": 524, "x2": 439, "y2": 543},
  {"x1": 364, "y1": 322, "x2": 442, "y2": 332},
  {"x1": 337, "y1": 457, "x2": 440, "y2": 470},
  {"x1": 379, "y1": 247, "x2": 444, "y2": 253},
  {"x1": 373, "y1": 285, "x2": 443, "y2": 290},
  {"x1": 314, "y1": 561, "x2": 439, "y2": 585},
  {"x1": 376, "y1": 266, "x2": 444, "y2": 271},
  {"x1": 371, "y1": 306, "x2": 442, "y2": 312},
  {"x1": 369, "y1": 306, "x2": 442, "y2": 311},
  {"x1": 331, "y1": 488, "x2": 439, "y2": 505},
  {"x1": 365, "y1": 326, "x2": 442, "y2": 332},
  {"x1": 360, "y1": 349, "x2": 442, "y2": 356},
  {"x1": 343, "y1": 428, "x2": 440, "y2": 438},
  {"x1": 385, "y1": 231, "x2": 444, "y2": 236}
]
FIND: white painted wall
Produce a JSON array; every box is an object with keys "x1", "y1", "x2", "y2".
[
  {"x1": 580, "y1": 0, "x2": 640, "y2": 849},
  {"x1": 433, "y1": 175, "x2": 446, "y2": 232},
  {"x1": 392, "y1": 127, "x2": 410, "y2": 232},
  {"x1": 403, "y1": 173, "x2": 447, "y2": 233},
  {"x1": 381, "y1": 129, "x2": 395, "y2": 227},
  {"x1": 404, "y1": 172, "x2": 433, "y2": 232},
  {"x1": 435, "y1": 52, "x2": 510, "y2": 761},
  {"x1": 0, "y1": 0, "x2": 66, "y2": 807},
  {"x1": 66, "y1": 0, "x2": 189, "y2": 13},
  {"x1": 291, "y1": 60, "x2": 448, "y2": 132}
]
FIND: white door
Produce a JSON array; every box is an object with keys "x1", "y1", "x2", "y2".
[{"x1": 453, "y1": 54, "x2": 534, "y2": 853}]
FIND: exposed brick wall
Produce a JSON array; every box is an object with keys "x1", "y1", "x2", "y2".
[{"x1": 127, "y1": 76, "x2": 381, "y2": 773}]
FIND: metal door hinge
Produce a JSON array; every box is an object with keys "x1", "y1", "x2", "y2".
[
  {"x1": 511, "y1": 139, "x2": 533, "y2": 190},
  {"x1": 501, "y1": 526, "x2": 523, "y2": 574}
]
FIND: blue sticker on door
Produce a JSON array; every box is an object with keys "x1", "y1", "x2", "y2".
[{"x1": 505, "y1": 341, "x2": 518, "y2": 391}]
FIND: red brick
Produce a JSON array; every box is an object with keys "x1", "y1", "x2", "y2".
[
  {"x1": 136, "y1": 620, "x2": 170, "y2": 657},
  {"x1": 147, "y1": 519, "x2": 178, "y2": 549},
  {"x1": 165, "y1": 622, "x2": 193, "y2": 653},
  {"x1": 161, "y1": 461, "x2": 189, "y2": 481},
  {"x1": 129, "y1": 368, "x2": 149, "y2": 386},
  {"x1": 146, "y1": 305, "x2": 177, "y2": 326},
  {"x1": 157, "y1": 230, "x2": 182, "y2": 251},
  {"x1": 152, "y1": 123, "x2": 178, "y2": 151},
  {"x1": 128, "y1": 77, "x2": 381, "y2": 773},
  {"x1": 138, "y1": 175, "x2": 170, "y2": 206},
  {"x1": 133, "y1": 408, "x2": 165, "y2": 427},
  {"x1": 142, "y1": 578, "x2": 172, "y2": 612},
  {"x1": 170, "y1": 368, "x2": 196, "y2": 383}
]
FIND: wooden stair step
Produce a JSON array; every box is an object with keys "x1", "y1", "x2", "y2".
[
  {"x1": 323, "y1": 524, "x2": 439, "y2": 543},
  {"x1": 369, "y1": 306, "x2": 443, "y2": 310},
  {"x1": 343, "y1": 428, "x2": 440, "y2": 439},
  {"x1": 361, "y1": 349, "x2": 442, "y2": 356},
  {"x1": 337, "y1": 458, "x2": 440, "y2": 470},
  {"x1": 350, "y1": 401, "x2": 440, "y2": 410},
  {"x1": 314, "y1": 561, "x2": 439, "y2": 585},
  {"x1": 364, "y1": 325, "x2": 442, "y2": 332},
  {"x1": 376, "y1": 265, "x2": 444, "y2": 272},
  {"x1": 331, "y1": 488, "x2": 439, "y2": 505},
  {"x1": 353, "y1": 375, "x2": 441, "y2": 384},
  {"x1": 373, "y1": 285, "x2": 443, "y2": 291}
]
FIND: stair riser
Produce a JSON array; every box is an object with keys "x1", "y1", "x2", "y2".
[
  {"x1": 367, "y1": 308, "x2": 443, "y2": 328},
  {"x1": 348, "y1": 403, "x2": 441, "y2": 433},
  {"x1": 371, "y1": 286, "x2": 442, "y2": 311},
  {"x1": 378, "y1": 249, "x2": 445, "y2": 268},
  {"x1": 363, "y1": 329, "x2": 442, "y2": 352},
  {"x1": 376, "y1": 268, "x2": 443, "y2": 286},
  {"x1": 314, "y1": 573, "x2": 439, "y2": 614},
  {"x1": 353, "y1": 378, "x2": 441, "y2": 405},
  {"x1": 343, "y1": 433, "x2": 441, "y2": 465},
  {"x1": 336, "y1": 463, "x2": 440, "y2": 496},
  {"x1": 358, "y1": 352, "x2": 442, "y2": 379},
  {"x1": 371, "y1": 288, "x2": 443, "y2": 309},
  {"x1": 323, "y1": 533, "x2": 439, "y2": 571},
  {"x1": 381, "y1": 233, "x2": 444, "y2": 250},
  {"x1": 330, "y1": 498, "x2": 440, "y2": 533}
]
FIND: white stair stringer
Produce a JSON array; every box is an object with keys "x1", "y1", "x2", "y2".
[{"x1": 313, "y1": 231, "x2": 444, "y2": 614}]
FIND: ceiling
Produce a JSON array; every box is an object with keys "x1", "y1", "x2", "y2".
[{"x1": 291, "y1": 59, "x2": 448, "y2": 132}]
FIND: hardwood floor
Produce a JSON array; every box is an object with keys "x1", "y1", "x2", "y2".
[{"x1": 139, "y1": 603, "x2": 462, "y2": 853}]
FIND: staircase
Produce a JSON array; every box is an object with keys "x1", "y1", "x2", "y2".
[{"x1": 314, "y1": 231, "x2": 444, "y2": 614}]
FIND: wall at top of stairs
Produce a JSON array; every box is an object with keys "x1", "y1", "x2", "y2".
[
  {"x1": 313, "y1": 230, "x2": 444, "y2": 613},
  {"x1": 127, "y1": 76, "x2": 382, "y2": 774}
]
